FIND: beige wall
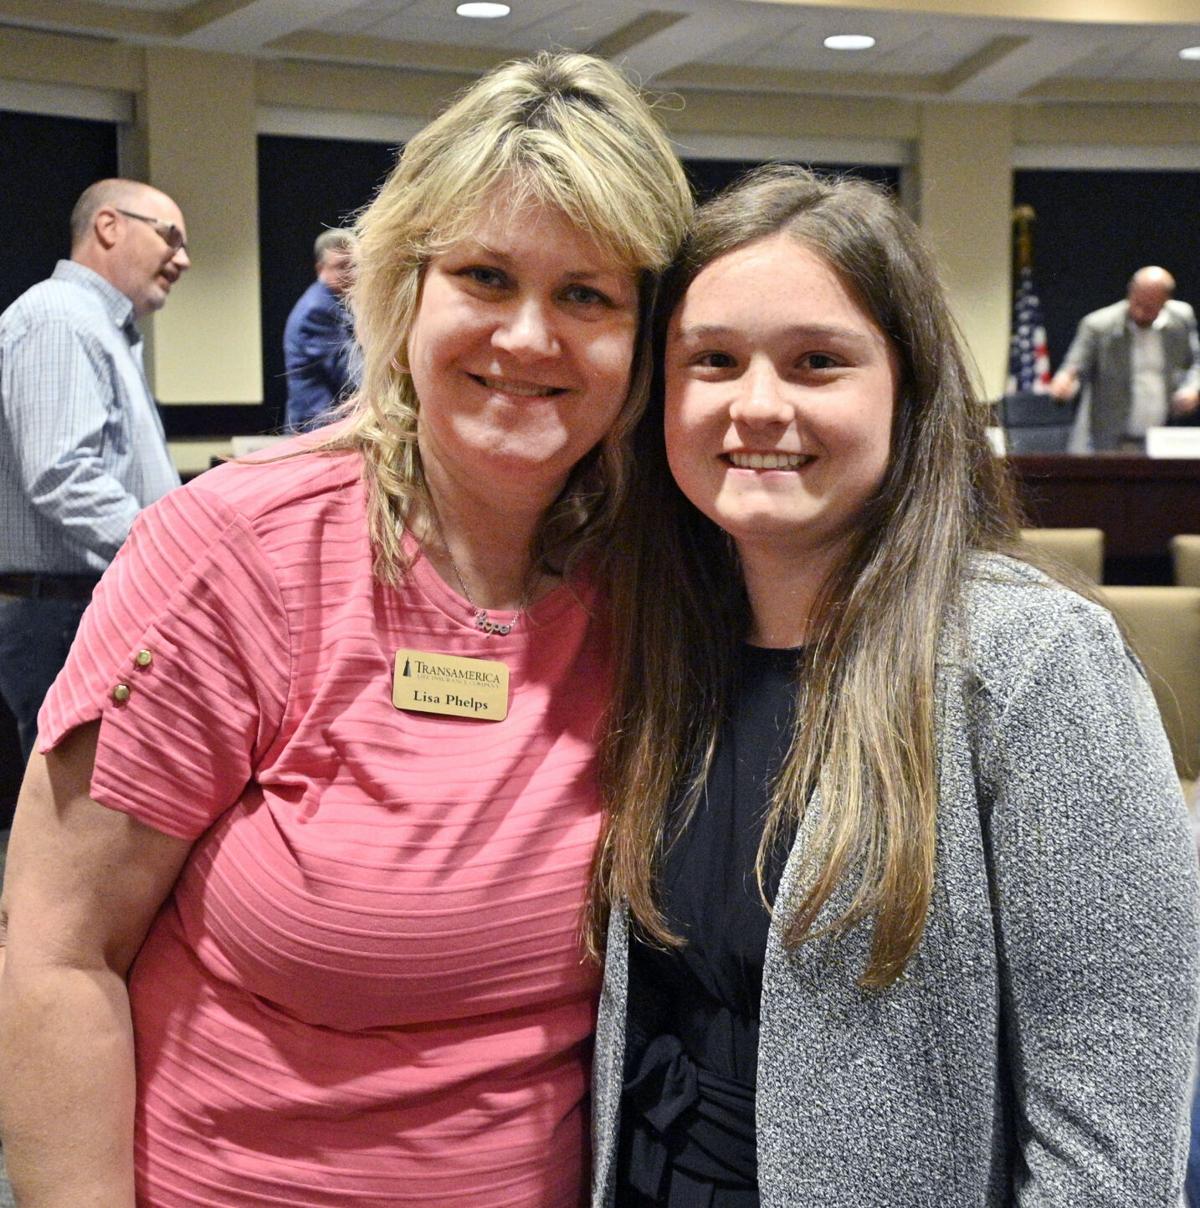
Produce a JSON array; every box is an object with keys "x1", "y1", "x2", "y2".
[
  {"x1": 917, "y1": 104, "x2": 1015, "y2": 397},
  {"x1": 134, "y1": 48, "x2": 262, "y2": 404},
  {"x1": 3, "y1": 24, "x2": 1199, "y2": 428}
]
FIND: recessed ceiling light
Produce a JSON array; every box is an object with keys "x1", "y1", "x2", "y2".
[
  {"x1": 457, "y1": 2, "x2": 510, "y2": 16},
  {"x1": 824, "y1": 34, "x2": 876, "y2": 51},
  {"x1": 1181, "y1": 46, "x2": 1200, "y2": 60}
]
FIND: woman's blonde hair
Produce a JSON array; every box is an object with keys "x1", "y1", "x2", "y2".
[
  {"x1": 316, "y1": 52, "x2": 692, "y2": 580},
  {"x1": 595, "y1": 165, "x2": 1022, "y2": 989}
]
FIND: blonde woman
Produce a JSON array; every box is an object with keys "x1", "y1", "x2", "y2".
[
  {"x1": 0, "y1": 54, "x2": 691, "y2": 1206},
  {"x1": 592, "y1": 166, "x2": 1200, "y2": 1206}
]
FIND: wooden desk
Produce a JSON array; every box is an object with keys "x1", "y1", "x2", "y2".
[{"x1": 1010, "y1": 454, "x2": 1200, "y2": 578}]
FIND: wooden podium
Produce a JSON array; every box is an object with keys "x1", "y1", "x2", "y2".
[{"x1": 1010, "y1": 454, "x2": 1200, "y2": 581}]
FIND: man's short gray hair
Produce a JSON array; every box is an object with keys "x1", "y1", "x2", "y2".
[{"x1": 314, "y1": 228, "x2": 356, "y2": 263}]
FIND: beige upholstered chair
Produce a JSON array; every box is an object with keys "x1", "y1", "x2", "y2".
[
  {"x1": 1171, "y1": 535, "x2": 1200, "y2": 588},
  {"x1": 1019, "y1": 527, "x2": 1104, "y2": 584},
  {"x1": 1097, "y1": 585, "x2": 1200, "y2": 783}
]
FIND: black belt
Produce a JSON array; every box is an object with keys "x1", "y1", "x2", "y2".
[{"x1": 0, "y1": 573, "x2": 101, "y2": 602}]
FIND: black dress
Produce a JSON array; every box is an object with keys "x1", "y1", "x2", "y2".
[{"x1": 618, "y1": 644, "x2": 802, "y2": 1208}]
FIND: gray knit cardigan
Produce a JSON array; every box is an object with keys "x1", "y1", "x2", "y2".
[{"x1": 592, "y1": 557, "x2": 1200, "y2": 1207}]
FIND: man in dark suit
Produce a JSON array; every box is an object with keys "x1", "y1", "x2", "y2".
[
  {"x1": 1049, "y1": 266, "x2": 1200, "y2": 452},
  {"x1": 283, "y1": 228, "x2": 356, "y2": 432}
]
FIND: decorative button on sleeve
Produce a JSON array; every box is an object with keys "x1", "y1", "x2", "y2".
[
  {"x1": 135, "y1": 649, "x2": 153, "y2": 667},
  {"x1": 112, "y1": 683, "x2": 132, "y2": 703}
]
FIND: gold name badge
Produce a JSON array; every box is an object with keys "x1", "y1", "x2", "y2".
[{"x1": 392, "y1": 649, "x2": 509, "y2": 721}]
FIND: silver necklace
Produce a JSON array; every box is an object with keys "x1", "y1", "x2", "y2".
[{"x1": 427, "y1": 510, "x2": 531, "y2": 637}]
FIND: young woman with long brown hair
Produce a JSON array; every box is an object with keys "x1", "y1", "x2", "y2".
[{"x1": 592, "y1": 165, "x2": 1199, "y2": 1207}]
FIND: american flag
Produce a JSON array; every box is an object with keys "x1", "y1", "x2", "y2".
[{"x1": 1006, "y1": 265, "x2": 1051, "y2": 394}]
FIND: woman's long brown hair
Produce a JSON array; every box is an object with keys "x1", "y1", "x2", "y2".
[{"x1": 592, "y1": 165, "x2": 1022, "y2": 989}]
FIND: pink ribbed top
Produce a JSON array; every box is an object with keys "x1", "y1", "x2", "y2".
[{"x1": 39, "y1": 447, "x2": 607, "y2": 1207}]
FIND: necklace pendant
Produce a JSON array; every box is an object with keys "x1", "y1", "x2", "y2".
[{"x1": 474, "y1": 609, "x2": 513, "y2": 637}]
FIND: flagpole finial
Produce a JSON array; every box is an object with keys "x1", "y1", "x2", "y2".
[{"x1": 1012, "y1": 205, "x2": 1036, "y2": 271}]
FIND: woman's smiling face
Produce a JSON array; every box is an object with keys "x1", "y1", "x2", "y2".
[
  {"x1": 407, "y1": 190, "x2": 640, "y2": 508},
  {"x1": 664, "y1": 231, "x2": 898, "y2": 575}
]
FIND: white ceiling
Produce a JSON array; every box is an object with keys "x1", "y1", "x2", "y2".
[{"x1": 6, "y1": 0, "x2": 1200, "y2": 104}]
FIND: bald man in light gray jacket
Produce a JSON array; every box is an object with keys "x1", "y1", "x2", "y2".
[{"x1": 1050, "y1": 266, "x2": 1200, "y2": 452}]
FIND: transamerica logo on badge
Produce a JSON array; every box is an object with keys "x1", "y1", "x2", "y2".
[{"x1": 393, "y1": 650, "x2": 510, "y2": 721}]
